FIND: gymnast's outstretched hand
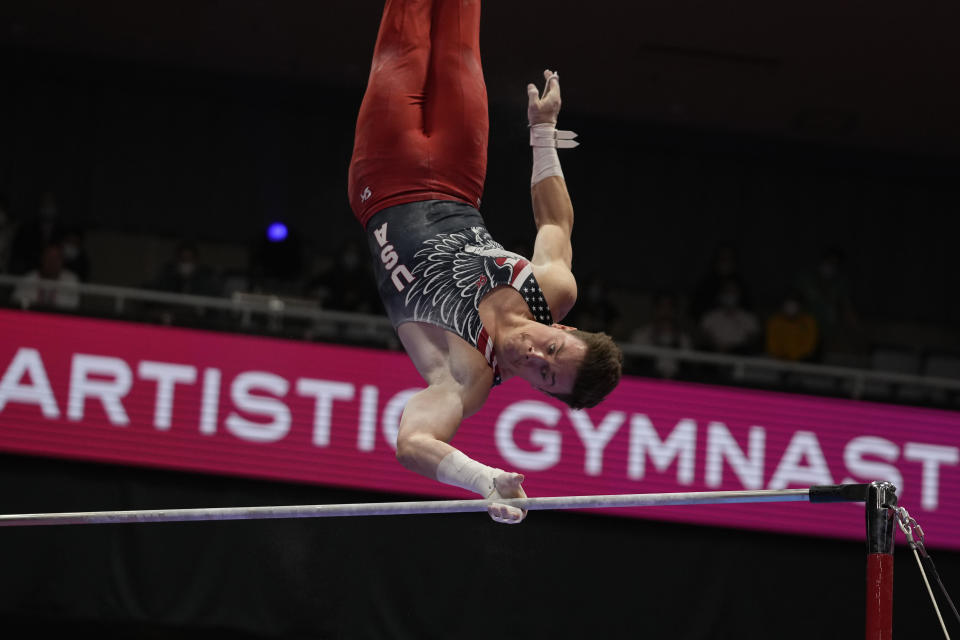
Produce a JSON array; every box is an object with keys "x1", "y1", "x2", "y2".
[
  {"x1": 487, "y1": 471, "x2": 528, "y2": 524},
  {"x1": 527, "y1": 69, "x2": 562, "y2": 126}
]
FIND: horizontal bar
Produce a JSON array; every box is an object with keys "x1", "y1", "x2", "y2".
[
  {"x1": 0, "y1": 488, "x2": 812, "y2": 527},
  {"x1": 809, "y1": 483, "x2": 873, "y2": 503}
]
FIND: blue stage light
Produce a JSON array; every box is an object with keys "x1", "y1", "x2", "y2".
[{"x1": 266, "y1": 222, "x2": 288, "y2": 242}]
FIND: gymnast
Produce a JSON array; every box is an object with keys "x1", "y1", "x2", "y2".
[{"x1": 348, "y1": 0, "x2": 622, "y2": 523}]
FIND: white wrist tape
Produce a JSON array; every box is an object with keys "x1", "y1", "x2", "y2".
[
  {"x1": 530, "y1": 123, "x2": 578, "y2": 187},
  {"x1": 436, "y1": 450, "x2": 500, "y2": 498},
  {"x1": 529, "y1": 123, "x2": 579, "y2": 149}
]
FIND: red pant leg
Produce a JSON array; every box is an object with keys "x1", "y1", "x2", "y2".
[
  {"x1": 425, "y1": 0, "x2": 488, "y2": 210},
  {"x1": 348, "y1": 0, "x2": 488, "y2": 227},
  {"x1": 348, "y1": 0, "x2": 432, "y2": 226}
]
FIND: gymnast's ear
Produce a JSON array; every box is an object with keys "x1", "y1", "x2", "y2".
[{"x1": 553, "y1": 323, "x2": 577, "y2": 331}]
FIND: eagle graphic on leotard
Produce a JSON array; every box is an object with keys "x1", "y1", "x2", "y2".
[{"x1": 403, "y1": 227, "x2": 529, "y2": 344}]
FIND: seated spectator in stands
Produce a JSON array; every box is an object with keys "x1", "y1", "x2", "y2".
[
  {"x1": 60, "y1": 227, "x2": 91, "y2": 282},
  {"x1": 796, "y1": 246, "x2": 858, "y2": 354},
  {"x1": 0, "y1": 194, "x2": 15, "y2": 274},
  {"x1": 631, "y1": 291, "x2": 693, "y2": 378},
  {"x1": 765, "y1": 289, "x2": 819, "y2": 361},
  {"x1": 9, "y1": 190, "x2": 66, "y2": 275},
  {"x1": 10, "y1": 242, "x2": 80, "y2": 309},
  {"x1": 563, "y1": 272, "x2": 621, "y2": 336},
  {"x1": 699, "y1": 279, "x2": 760, "y2": 354},
  {"x1": 306, "y1": 238, "x2": 380, "y2": 313},
  {"x1": 691, "y1": 244, "x2": 754, "y2": 323},
  {"x1": 147, "y1": 241, "x2": 220, "y2": 296}
]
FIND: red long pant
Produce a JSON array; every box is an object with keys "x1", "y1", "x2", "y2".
[{"x1": 348, "y1": 0, "x2": 488, "y2": 227}]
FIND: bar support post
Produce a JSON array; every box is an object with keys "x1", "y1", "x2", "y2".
[{"x1": 865, "y1": 481, "x2": 897, "y2": 640}]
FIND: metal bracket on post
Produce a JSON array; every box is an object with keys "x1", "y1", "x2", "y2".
[
  {"x1": 867, "y1": 481, "x2": 898, "y2": 554},
  {"x1": 865, "y1": 481, "x2": 898, "y2": 640}
]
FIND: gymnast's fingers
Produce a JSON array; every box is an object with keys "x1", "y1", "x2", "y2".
[
  {"x1": 488, "y1": 502, "x2": 525, "y2": 524},
  {"x1": 527, "y1": 82, "x2": 541, "y2": 107},
  {"x1": 542, "y1": 69, "x2": 559, "y2": 98}
]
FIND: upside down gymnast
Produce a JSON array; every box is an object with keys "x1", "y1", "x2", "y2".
[{"x1": 348, "y1": 0, "x2": 622, "y2": 523}]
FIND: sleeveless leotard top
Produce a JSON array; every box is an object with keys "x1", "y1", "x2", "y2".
[{"x1": 365, "y1": 200, "x2": 553, "y2": 386}]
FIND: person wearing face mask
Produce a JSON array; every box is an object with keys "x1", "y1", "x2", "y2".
[
  {"x1": 148, "y1": 241, "x2": 220, "y2": 296},
  {"x1": 698, "y1": 279, "x2": 761, "y2": 354},
  {"x1": 9, "y1": 190, "x2": 66, "y2": 275},
  {"x1": 630, "y1": 291, "x2": 694, "y2": 378},
  {"x1": 765, "y1": 289, "x2": 819, "y2": 361},
  {"x1": 59, "y1": 228, "x2": 90, "y2": 282},
  {"x1": 10, "y1": 242, "x2": 80, "y2": 310},
  {"x1": 796, "y1": 246, "x2": 858, "y2": 355},
  {"x1": 691, "y1": 244, "x2": 754, "y2": 323}
]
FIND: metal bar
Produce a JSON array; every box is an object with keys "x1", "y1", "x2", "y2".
[{"x1": 0, "y1": 488, "x2": 811, "y2": 527}]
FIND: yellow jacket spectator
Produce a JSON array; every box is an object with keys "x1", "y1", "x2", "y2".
[{"x1": 766, "y1": 293, "x2": 819, "y2": 361}]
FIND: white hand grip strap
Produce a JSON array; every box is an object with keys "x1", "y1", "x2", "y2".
[{"x1": 530, "y1": 124, "x2": 580, "y2": 149}]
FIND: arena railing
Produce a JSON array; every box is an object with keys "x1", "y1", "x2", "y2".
[
  {"x1": 1, "y1": 274, "x2": 958, "y2": 404},
  {"x1": 0, "y1": 272, "x2": 398, "y2": 347},
  {"x1": 617, "y1": 342, "x2": 960, "y2": 401}
]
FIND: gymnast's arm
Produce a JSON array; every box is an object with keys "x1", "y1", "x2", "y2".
[
  {"x1": 531, "y1": 177, "x2": 573, "y2": 270},
  {"x1": 527, "y1": 70, "x2": 577, "y2": 316}
]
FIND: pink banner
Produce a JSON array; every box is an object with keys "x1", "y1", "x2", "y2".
[{"x1": 1, "y1": 309, "x2": 958, "y2": 547}]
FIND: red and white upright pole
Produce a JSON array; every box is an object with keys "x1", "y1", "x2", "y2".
[{"x1": 865, "y1": 481, "x2": 898, "y2": 640}]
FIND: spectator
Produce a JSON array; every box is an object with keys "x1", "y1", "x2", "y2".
[
  {"x1": 306, "y1": 238, "x2": 380, "y2": 313},
  {"x1": 60, "y1": 227, "x2": 91, "y2": 281},
  {"x1": 10, "y1": 242, "x2": 80, "y2": 309},
  {"x1": 0, "y1": 194, "x2": 15, "y2": 274},
  {"x1": 765, "y1": 289, "x2": 819, "y2": 361},
  {"x1": 9, "y1": 190, "x2": 67, "y2": 274},
  {"x1": 564, "y1": 272, "x2": 621, "y2": 336},
  {"x1": 691, "y1": 244, "x2": 753, "y2": 322},
  {"x1": 699, "y1": 279, "x2": 760, "y2": 354},
  {"x1": 148, "y1": 241, "x2": 220, "y2": 296},
  {"x1": 631, "y1": 291, "x2": 693, "y2": 378},
  {"x1": 796, "y1": 246, "x2": 858, "y2": 354}
]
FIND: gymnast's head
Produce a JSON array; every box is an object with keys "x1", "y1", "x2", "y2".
[{"x1": 500, "y1": 323, "x2": 622, "y2": 409}]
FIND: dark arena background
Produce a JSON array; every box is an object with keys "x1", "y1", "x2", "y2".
[{"x1": 1, "y1": 2, "x2": 959, "y2": 639}]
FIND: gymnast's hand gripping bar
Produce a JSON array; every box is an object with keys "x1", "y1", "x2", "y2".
[{"x1": 0, "y1": 484, "x2": 877, "y2": 527}]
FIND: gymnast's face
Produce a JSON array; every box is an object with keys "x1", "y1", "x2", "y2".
[{"x1": 499, "y1": 323, "x2": 586, "y2": 394}]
